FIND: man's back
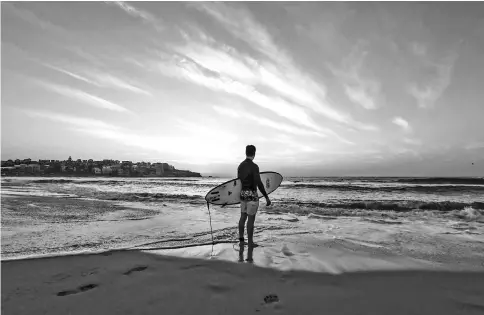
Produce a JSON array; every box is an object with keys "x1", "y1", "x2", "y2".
[{"x1": 237, "y1": 158, "x2": 259, "y2": 191}]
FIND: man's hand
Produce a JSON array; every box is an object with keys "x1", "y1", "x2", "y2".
[{"x1": 265, "y1": 197, "x2": 272, "y2": 207}]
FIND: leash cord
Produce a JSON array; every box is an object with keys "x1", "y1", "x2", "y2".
[{"x1": 206, "y1": 201, "x2": 214, "y2": 257}]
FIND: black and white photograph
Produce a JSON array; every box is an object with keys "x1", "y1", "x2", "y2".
[{"x1": 2, "y1": 1, "x2": 484, "y2": 314}]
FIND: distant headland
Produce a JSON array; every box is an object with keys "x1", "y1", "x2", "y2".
[{"x1": 1, "y1": 156, "x2": 202, "y2": 177}]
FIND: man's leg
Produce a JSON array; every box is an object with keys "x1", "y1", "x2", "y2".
[
  {"x1": 246, "y1": 200, "x2": 259, "y2": 247},
  {"x1": 239, "y1": 201, "x2": 248, "y2": 242},
  {"x1": 239, "y1": 212, "x2": 248, "y2": 242},
  {"x1": 247, "y1": 214, "x2": 256, "y2": 245}
]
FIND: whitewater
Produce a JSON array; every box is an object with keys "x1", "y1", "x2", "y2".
[{"x1": 2, "y1": 176, "x2": 484, "y2": 266}]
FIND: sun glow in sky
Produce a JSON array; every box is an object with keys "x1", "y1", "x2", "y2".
[{"x1": 2, "y1": 2, "x2": 484, "y2": 177}]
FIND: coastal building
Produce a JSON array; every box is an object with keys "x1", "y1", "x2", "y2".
[
  {"x1": 118, "y1": 168, "x2": 129, "y2": 176},
  {"x1": 111, "y1": 164, "x2": 121, "y2": 174},
  {"x1": 154, "y1": 163, "x2": 164, "y2": 176},
  {"x1": 1, "y1": 157, "x2": 201, "y2": 177},
  {"x1": 138, "y1": 166, "x2": 147, "y2": 176},
  {"x1": 27, "y1": 164, "x2": 40, "y2": 174}
]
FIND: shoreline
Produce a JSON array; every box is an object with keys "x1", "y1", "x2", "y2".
[{"x1": 2, "y1": 194, "x2": 484, "y2": 267}]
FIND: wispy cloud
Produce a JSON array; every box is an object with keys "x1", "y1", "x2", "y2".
[
  {"x1": 42, "y1": 64, "x2": 151, "y2": 96},
  {"x1": 213, "y1": 106, "x2": 324, "y2": 138},
  {"x1": 25, "y1": 110, "x2": 240, "y2": 163},
  {"x1": 3, "y1": 2, "x2": 67, "y2": 36},
  {"x1": 392, "y1": 117, "x2": 411, "y2": 132},
  {"x1": 65, "y1": 46, "x2": 105, "y2": 67},
  {"x1": 24, "y1": 110, "x2": 121, "y2": 130},
  {"x1": 465, "y1": 142, "x2": 484, "y2": 150},
  {"x1": 191, "y1": 2, "x2": 288, "y2": 65},
  {"x1": 42, "y1": 63, "x2": 98, "y2": 85},
  {"x1": 188, "y1": 3, "x2": 365, "y2": 126},
  {"x1": 403, "y1": 138, "x2": 422, "y2": 146},
  {"x1": 343, "y1": 84, "x2": 378, "y2": 110},
  {"x1": 35, "y1": 80, "x2": 131, "y2": 113},
  {"x1": 411, "y1": 42, "x2": 427, "y2": 57},
  {"x1": 155, "y1": 53, "x2": 322, "y2": 131},
  {"x1": 109, "y1": 1, "x2": 164, "y2": 32},
  {"x1": 408, "y1": 52, "x2": 459, "y2": 108},
  {"x1": 88, "y1": 71, "x2": 152, "y2": 96},
  {"x1": 329, "y1": 43, "x2": 380, "y2": 110},
  {"x1": 213, "y1": 105, "x2": 355, "y2": 145},
  {"x1": 144, "y1": 8, "x2": 382, "y2": 138}
]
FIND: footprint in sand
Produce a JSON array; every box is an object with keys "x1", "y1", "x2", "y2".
[
  {"x1": 264, "y1": 294, "x2": 279, "y2": 304},
  {"x1": 123, "y1": 266, "x2": 148, "y2": 275},
  {"x1": 57, "y1": 284, "x2": 98, "y2": 296},
  {"x1": 281, "y1": 245, "x2": 294, "y2": 257},
  {"x1": 180, "y1": 263, "x2": 205, "y2": 270},
  {"x1": 207, "y1": 282, "x2": 231, "y2": 293}
]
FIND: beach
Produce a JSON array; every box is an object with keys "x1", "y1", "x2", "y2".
[
  {"x1": 3, "y1": 249, "x2": 484, "y2": 315},
  {"x1": 2, "y1": 176, "x2": 484, "y2": 314}
]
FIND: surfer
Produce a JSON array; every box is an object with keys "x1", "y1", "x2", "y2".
[{"x1": 237, "y1": 145, "x2": 271, "y2": 248}]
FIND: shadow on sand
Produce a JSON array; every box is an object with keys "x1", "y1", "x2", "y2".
[{"x1": 2, "y1": 249, "x2": 484, "y2": 315}]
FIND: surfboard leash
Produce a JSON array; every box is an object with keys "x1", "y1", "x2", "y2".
[{"x1": 206, "y1": 201, "x2": 214, "y2": 257}]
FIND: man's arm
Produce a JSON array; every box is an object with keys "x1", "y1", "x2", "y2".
[{"x1": 254, "y1": 165, "x2": 268, "y2": 198}]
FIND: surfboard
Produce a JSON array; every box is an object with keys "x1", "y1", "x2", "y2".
[{"x1": 205, "y1": 171, "x2": 283, "y2": 206}]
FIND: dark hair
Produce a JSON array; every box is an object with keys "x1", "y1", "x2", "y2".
[{"x1": 246, "y1": 145, "x2": 256, "y2": 157}]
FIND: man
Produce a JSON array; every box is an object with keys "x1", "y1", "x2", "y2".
[{"x1": 237, "y1": 145, "x2": 271, "y2": 248}]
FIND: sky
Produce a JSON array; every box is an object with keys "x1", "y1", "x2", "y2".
[{"x1": 2, "y1": 2, "x2": 484, "y2": 177}]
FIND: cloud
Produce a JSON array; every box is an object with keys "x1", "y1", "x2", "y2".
[
  {"x1": 392, "y1": 117, "x2": 411, "y2": 132},
  {"x1": 148, "y1": 21, "x2": 380, "y2": 136},
  {"x1": 65, "y1": 46, "x2": 105, "y2": 67},
  {"x1": 87, "y1": 71, "x2": 152, "y2": 96},
  {"x1": 109, "y1": 1, "x2": 164, "y2": 32},
  {"x1": 411, "y1": 42, "x2": 427, "y2": 56},
  {"x1": 3, "y1": 2, "x2": 67, "y2": 36},
  {"x1": 42, "y1": 64, "x2": 151, "y2": 96},
  {"x1": 408, "y1": 52, "x2": 458, "y2": 108},
  {"x1": 213, "y1": 106, "x2": 325, "y2": 138},
  {"x1": 344, "y1": 84, "x2": 378, "y2": 110},
  {"x1": 191, "y1": 2, "x2": 289, "y2": 65},
  {"x1": 403, "y1": 138, "x2": 422, "y2": 146},
  {"x1": 35, "y1": 80, "x2": 132, "y2": 113},
  {"x1": 465, "y1": 142, "x2": 484, "y2": 150},
  {"x1": 155, "y1": 53, "x2": 323, "y2": 132},
  {"x1": 328, "y1": 43, "x2": 381, "y2": 110},
  {"x1": 77, "y1": 122, "x2": 239, "y2": 163},
  {"x1": 25, "y1": 110, "x2": 240, "y2": 163},
  {"x1": 42, "y1": 63, "x2": 98, "y2": 85},
  {"x1": 256, "y1": 134, "x2": 322, "y2": 155},
  {"x1": 189, "y1": 3, "x2": 359, "y2": 125},
  {"x1": 213, "y1": 105, "x2": 356, "y2": 145},
  {"x1": 24, "y1": 110, "x2": 121, "y2": 130}
]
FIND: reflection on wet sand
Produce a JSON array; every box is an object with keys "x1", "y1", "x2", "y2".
[{"x1": 237, "y1": 243, "x2": 255, "y2": 263}]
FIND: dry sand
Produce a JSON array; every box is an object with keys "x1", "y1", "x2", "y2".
[{"x1": 2, "y1": 239, "x2": 484, "y2": 315}]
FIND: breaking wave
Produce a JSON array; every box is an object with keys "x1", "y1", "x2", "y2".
[
  {"x1": 395, "y1": 177, "x2": 484, "y2": 185},
  {"x1": 286, "y1": 183, "x2": 484, "y2": 192},
  {"x1": 281, "y1": 200, "x2": 484, "y2": 212}
]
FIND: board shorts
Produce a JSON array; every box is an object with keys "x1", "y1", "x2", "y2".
[{"x1": 240, "y1": 189, "x2": 259, "y2": 216}]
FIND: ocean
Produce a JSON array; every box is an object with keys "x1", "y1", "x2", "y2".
[
  {"x1": 2, "y1": 176, "x2": 484, "y2": 260},
  {"x1": 2, "y1": 176, "x2": 484, "y2": 210}
]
